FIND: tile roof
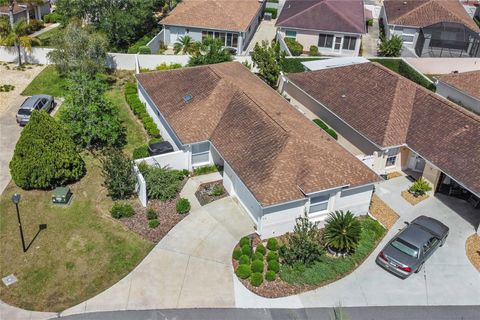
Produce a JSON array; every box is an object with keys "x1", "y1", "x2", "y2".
[
  {"x1": 287, "y1": 62, "x2": 480, "y2": 196},
  {"x1": 437, "y1": 70, "x2": 480, "y2": 100},
  {"x1": 383, "y1": 0, "x2": 480, "y2": 31},
  {"x1": 0, "y1": 4, "x2": 26, "y2": 14},
  {"x1": 276, "y1": 0, "x2": 365, "y2": 34},
  {"x1": 161, "y1": 0, "x2": 261, "y2": 32},
  {"x1": 136, "y1": 62, "x2": 379, "y2": 207}
]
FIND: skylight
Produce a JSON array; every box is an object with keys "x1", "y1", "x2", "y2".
[{"x1": 183, "y1": 94, "x2": 193, "y2": 103}]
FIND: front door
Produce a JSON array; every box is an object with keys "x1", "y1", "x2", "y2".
[{"x1": 333, "y1": 36, "x2": 342, "y2": 53}]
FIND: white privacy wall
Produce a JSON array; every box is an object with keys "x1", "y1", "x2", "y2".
[
  {"x1": 335, "y1": 184, "x2": 375, "y2": 215},
  {"x1": 134, "y1": 150, "x2": 190, "y2": 171}
]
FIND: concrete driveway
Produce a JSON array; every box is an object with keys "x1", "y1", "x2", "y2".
[{"x1": 236, "y1": 176, "x2": 480, "y2": 307}]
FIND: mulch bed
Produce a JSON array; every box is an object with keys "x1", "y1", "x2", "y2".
[
  {"x1": 387, "y1": 171, "x2": 402, "y2": 179},
  {"x1": 466, "y1": 234, "x2": 480, "y2": 273},
  {"x1": 369, "y1": 194, "x2": 400, "y2": 230},
  {"x1": 401, "y1": 190, "x2": 429, "y2": 206},
  {"x1": 195, "y1": 180, "x2": 228, "y2": 206}
]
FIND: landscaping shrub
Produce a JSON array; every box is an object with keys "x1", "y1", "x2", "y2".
[
  {"x1": 148, "y1": 219, "x2": 160, "y2": 229},
  {"x1": 265, "y1": 270, "x2": 276, "y2": 281},
  {"x1": 398, "y1": 60, "x2": 436, "y2": 91},
  {"x1": 279, "y1": 214, "x2": 324, "y2": 266},
  {"x1": 313, "y1": 119, "x2": 328, "y2": 130},
  {"x1": 176, "y1": 198, "x2": 191, "y2": 214},
  {"x1": 239, "y1": 236, "x2": 250, "y2": 247},
  {"x1": 10, "y1": 110, "x2": 85, "y2": 189},
  {"x1": 156, "y1": 62, "x2": 182, "y2": 70},
  {"x1": 309, "y1": 45, "x2": 319, "y2": 56},
  {"x1": 101, "y1": 149, "x2": 136, "y2": 200},
  {"x1": 124, "y1": 83, "x2": 161, "y2": 138},
  {"x1": 193, "y1": 164, "x2": 219, "y2": 176},
  {"x1": 0, "y1": 84, "x2": 15, "y2": 92},
  {"x1": 251, "y1": 260, "x2": 264, "y2": 273},
  {"x1": 264, "y1": 7, "x2": 278, "y2": 19},
  {"x1": 146, "y1": 208, "x2": 157, "y2": 220},
  {"x1": 235, "y1": 264, "x2": 252, "y2": 279},
  {"x1": 324, "y1": 211, "x2": 362, "y2": 254},
  {"x1": 43, "y1": 12, "x2": 61, "y2": 23},
  {"x1": 378, "y1": 35, "x2": 403, "y2": 57},
  {"x1": 250, "y1": 272, "x2": 263, "y2": 287},
  {"x1": 142, "y1": 166, "x2": 183, "y2": 200},
  {"x1": 268, "y1": 260, "x2": 280, "y2": 273},
  {"x1": 285, "y1": 38, "x2": 303, "y2": 56},
  {"x1": 325, "y1": 128, "x2": 338, "y2": 140},
  {"x1": 232, "y1": 249, "x2": 242, "y2": 260},
  {"x1": 239, "y1": 255, "x2": 251, "y2": 265},
  {"x1": 367, "y1": 19, "x2": 374, "y2": 26},
  {"x1": 408, "y1": 177, "x2": 432, "y2": 196},
  {"x1": 210, "y1": 184, "x2": 225, "y2": 197},
  {"x1": 267, "y1": 251, "x2": 279, "y2": 262},
  {"x1": 267, "y1": 238, "x2": 278, "y2": 251},
  {"x1": 133, "y1": 145, "x2": 149, "y2": 160},
  {"x1": 138, "y1": 45, "x2": 151, "y2": 54},
  {"x1": 241, "y1": 244, "x2": 252, "y2": 256},
  {"x1": 111, "y1": 203, "x2": 135, "y2": 219},
  {"x1": 255, "y1": 244, "x2": 266, "y2": 256},
  {"x1": 252, "y1": 252, "x2": 264, "y2": 262},
  {"x1": 26, "y1": 19, "x2": 44, "y2": 34}
]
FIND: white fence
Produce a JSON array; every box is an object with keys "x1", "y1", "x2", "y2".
[
  {"x1": 134, "y1": 166, "x2": 147, "y2": 207},
  {"x1": 146, "y1": 29, "x2": 165, "y2": 54}
]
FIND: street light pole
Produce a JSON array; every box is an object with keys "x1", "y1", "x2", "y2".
[{"x1": 11, "y1": 193, "x2": 26, "y2": 252}]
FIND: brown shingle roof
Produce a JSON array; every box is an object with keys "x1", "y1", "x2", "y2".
[
  {"x1": 437, "y1": 70, "x2": 480, "y2": 100},
  {"x1": 136, "y1": 62, "x2": 379, "y2": 207},
  {"x1": 383, "y1": 0, "x2": 480, "y2": 31},
  {"x1": 161, "y1": 0, "x2": 261, "y2": 32},
  {"x1": 276, "y1": 0, "x2": 365, "y2": 34},
  {"x1": 287, "y1": 62, "x2": 480, "y2": 196}
]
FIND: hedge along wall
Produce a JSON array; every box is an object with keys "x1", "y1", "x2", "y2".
[{"x1": 124, "y1": 83, "x2": 160, "y2": 138}]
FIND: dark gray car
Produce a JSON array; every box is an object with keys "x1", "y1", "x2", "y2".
[
  {"x1": 16, "y1": 94, "x2": 55, "y2": 126},
  {"x1": 376, "y1": 215, "x2": 449, "y2": 279}
]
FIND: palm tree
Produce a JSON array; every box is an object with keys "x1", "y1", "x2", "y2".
[
  {"x1": 173, "y1": 35, "x2": 197, "y2": 55},
  {"x1": 0, "y1": 19, "x2": 40, "y2": 65},
  {"x1": 324, "y1": 211, "x2": 362, "y2": 255}
]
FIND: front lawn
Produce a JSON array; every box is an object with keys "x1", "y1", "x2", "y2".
[
  {"x1": 0, "y1": 155, "x2": 153, "y2": 311},
  {"x1": 21, "y1": 65, "x2": 68, "y2": 97},
  {"x1": 35, "y1": 26, "x2": 64, "y2": 48}
]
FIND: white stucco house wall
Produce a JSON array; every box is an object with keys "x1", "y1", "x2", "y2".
[
  {"x1": 135, "y1": 62, "x2": 380, "y2": 239},
  {"x1": 435, "y1": 70, "x2": 480, "y2": 114}
]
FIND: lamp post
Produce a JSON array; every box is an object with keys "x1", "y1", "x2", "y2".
[{"x1": 11, "y1": 193, "x2": 26, "y2": 252}]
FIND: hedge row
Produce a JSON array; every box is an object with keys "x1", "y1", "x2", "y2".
[
  {"x1": 264, "y1": 7, "x2": 278, "y2": 19},
  {"x1": 285, "y1": 38, "x2": 303, "y2": 56},
  {"x1": 369, "y1": 59, "x2": 435, "y2": 91},
  {"x1": 124, "y1": 83, "x2": 160, "y2": 138},
  {"x1": 313, "y1": 119, "x2": 338, "y2": 140}
]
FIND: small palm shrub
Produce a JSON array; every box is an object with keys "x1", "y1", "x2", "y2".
[
  {"x1": 176, "y1": 198, "x2": 191, "y2": 214},
  {"x1": 232, "y1": 249, "x2": 242, "y2": 260},
  {"x1": 267, "y1": 260, "x2": 280, "y2": 273},
  {"x1": 408, "y1": 178, "x2": 432, "y2": 197},
  {"x1": 239, "y1": 255, "x2": 250, "y2": 265},
  {"x1": 378, "y1": 35, "x2": 403, "y2": 57},
  {"x1": 255, "y1": 244, "x2": 266, "y2": 256},
  {"x1": 267, "y1": 238, "x2": 278, "y2": 251},
  {"x1": 111, "y1": 203, "x2": 135, "y2": 219},
  {"x1": 235, "y1": 264, "x2": 251, "y2": 279},
  {"x1": 210, "y1": 184, "x2": 224, "y2": 197},
  {"x1": 148, "y1": 219, "x2": 160, "y2": 229},
  {"x1": 146, "y1": 208, "x2": 157, "y2": 220},
  {"x1": 239, "y1": 236, "x2": 250, "y2": 247},
  {"x1": 252, "y1": 252, "x2": 264, "y2": 261},
  {"x1": 265, "y1": 270, "x2": 276, "y2": 281},
  {"x1": 250, "y1": 272, "x2": 263, "y2": 287},
  {"x1": 241, "y1": 244, "x2": 252, "y2": 256},
  {"x1": 324, "y1": 211, "x2": 362, "y2": 254},
  {"x1": 267, "y1": 251, "x2": 279, "y2": 262},
  {"x1": 251, "y1": 260, "x2": 264, "y2": 273}
]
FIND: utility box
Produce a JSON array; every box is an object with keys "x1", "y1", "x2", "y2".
[{"x1": 52, "y1": 187, "x2": 72, "y2": 204}]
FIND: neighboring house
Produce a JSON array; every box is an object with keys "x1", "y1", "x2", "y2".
[
  {"x1": 381, "y1": 0, "x2": 480, "y2": 57},
  {"x1": 436, "y1": 70, "x2": 480, "y2": 114},
  {"x1": 160, "y1": 0, "x2": 265, "y2": 55},
  {"x1": 135, "y1": 62, "x2": 379, "y2": 238},
  {"x1": 275, "y1": 0, "x2": 365, "y2": 57},
  {"x1": 281, "y1": 62, "x2": 480, "y2": 201},
  {"x1": 0, "y1": 1, "x2": 51, "y2": 23}
]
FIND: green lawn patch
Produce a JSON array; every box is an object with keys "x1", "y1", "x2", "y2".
[
  {"x1": 35, "y1": 26, "x2": 64, "y2": 48},
  {"x1": 21, "y1": 65, "x2": 68, "y2": 97},
  {"x1": 313, "y1": 119, "x2": 337, "y2": 140},
  {"x1": 281, "y1": 57, "x2": 326, "y2": 73},
  {"x1": 0, "y1": 155, "x2": 153, "y2": 312}
]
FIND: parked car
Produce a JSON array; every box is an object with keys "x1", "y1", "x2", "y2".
[
  {"x1": 376, "y1": 215, "x2": 449, "y2": 279},
  {"x1": 148, "y1": 141, "x2": 174, "y2": 156},
  {"x1": 16, "y1": 94, "x2": 55, "y2": 126}
]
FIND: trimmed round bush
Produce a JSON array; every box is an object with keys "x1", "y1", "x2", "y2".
[
  {"x1": 267, "y1": 260, "x2": 280, "y2": 273},
  {"x1": 266, "y1": 251, "x2": 279, "y2": 262},
  {"x1": 232, "y1": 249, "x2": 242, "y2": 261},
  {"x1": 252, "y1": 252, "x2": 264, "y2": 262},
  {"x1": 309, "y1": 45, "x2": 319, "y2": 56},
  {"x1": 250, "y1": 272, "x2": 263, "y2": 287},
  {"x1": 251, "y1": 260, "x2": 264, "y2": 273},
  {"x1": 265, "y1": 270, "x2": 276, "y2": 282},
  {"x1": 133, "y1": 145, "x2": 149, "y2": 160},
  {"x1": 138, "y1": 46, "x2": 151, "y2": 54},
  {"x1": 146, "y1": 208, "x2": 157, "y2": 220},
  {"x1": 241, "y1": 244, "x2": 251, "y2": 256},
  {"x1": 148, "y1": 219, "x2": 160, "y2": 229},
  {"x1": 176, "y1": 198, "x2": 191, "y2": 214},
  {"x1": 239, "y1": 236, "x2": 250, "y2": 247},
  {"x1": 235, "y1": 264, "x2": 252, "y2": 279},
  {"x1": 255, "y1": 244, "x2": 266, "y2": 256},
  {"x1": 111, "y1": 203, "x2": 135, "y2": 219},
  {"x1": 239, "y1": 254, "x2": 250, "y2": 265},
  {"x1": 267, "y1": 238, "x2": 278, "y2": 251}
]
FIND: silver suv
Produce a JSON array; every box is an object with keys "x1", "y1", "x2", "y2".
[{"x1": 16, "y1": 94, "x2": 55, "y2": 126}]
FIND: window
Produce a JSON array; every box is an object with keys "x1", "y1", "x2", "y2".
[
  {"x1": 285, "y1": 30, "x2": 297, "y2": 39},
  {"x1": 401, "y1": 28, "x2": 416, "y2": 43},
  {"x1": 309, "y1": 194, "x2": 330, "y2": 213},
  {"x1": 225, "y1": 33, "x2": 238, "y2": 47},
  {"x1": 385, "y1": 147, "x2": 399, "y2": 167},
  {"x1": 342, "y1": 36, "x2": 356, "y2": 50},
  {"x1": 202, "y1": 31, "x2": 208, "y2": 39},
  {"x1": 191, "y1": 141, "x2": 210, "y2": 165},
  {"x1": 423, "y1": 237, "x2": 439, "y2": 254},
  {"x1": 318, "y1": 34, "x2": 334, "y2": 48},
  {"x1": 232, "y1": 33, "x2": 238, "y2": 47},
  {"x1": 391, "y1": 238, "x2": 419, "y2": 258}
]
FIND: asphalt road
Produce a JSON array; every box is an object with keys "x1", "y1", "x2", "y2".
[{"x1": 54, "y1": 306, "x2": 480, "y2": 320}]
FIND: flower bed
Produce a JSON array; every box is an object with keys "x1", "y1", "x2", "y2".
[
  {"x1": 401, "y1": 190, "x2": 429, "y2": 205},
  {"x1": 195, "y1": 180, "x2": 228, "y2": 206}
]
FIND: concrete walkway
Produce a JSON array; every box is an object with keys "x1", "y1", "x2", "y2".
[
  {"x1": 245, "y1": 19, "x2": 278, "y2": 54},
  {"x1": 362, "y1": 19, "x2": 380, "y2": 57},
  {"x1": 29, "y1": 23, "x2": 60, "y2": 38},
  {"x1": 60, "y1": 173, "x2": 255, "y2": 317}
]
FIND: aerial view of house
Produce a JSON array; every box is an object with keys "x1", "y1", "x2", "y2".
[
  {"x1": 0, "y1": 0, "x2": 51, "y2": 23},
  {"x1": 276, "y1": 0, "x2": 365, "y2": 57},
  {"x1": 381, "y1": 0, "x2": 480, "y2": 57},
  {"x1": 435, "y1": 70, "x2": 480, "y2": 114},
  {"x1": 160, "y1": 0, "x2": 265, "y2": 55}
]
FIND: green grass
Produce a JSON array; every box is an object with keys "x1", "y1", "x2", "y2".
[
  {"x1": 21, "y1": 65, "x2": 69, "y2": 97},
  {"x1": 0, "y1": 155, "x2": 153, "y2": 312},
  {"x1": 35, "y1": 26, "x2": 64, "y2": 48},
  {"x1": 193, "y1": 164, "x2": 220, "y2": 176},
  {"x1": 281, "y1": 57, "x2": 326, "y2": 73},
  {"x1": 280, "y1": 218, "x2": 386, "y2": 286}
]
